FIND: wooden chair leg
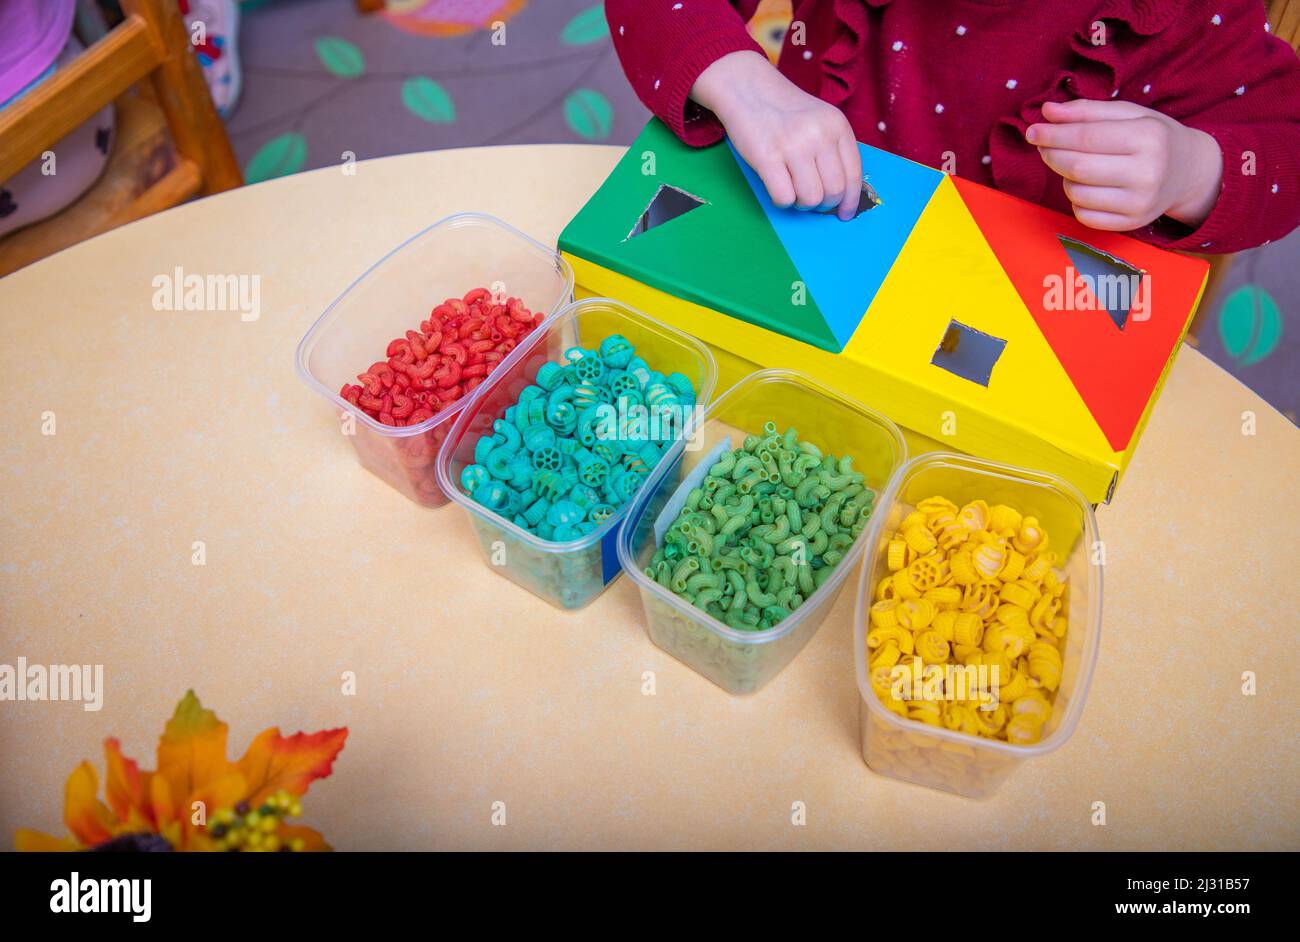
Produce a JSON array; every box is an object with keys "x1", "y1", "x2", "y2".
[{"x1": 126, "y1": 0, "x2": 242, "y2": 195}]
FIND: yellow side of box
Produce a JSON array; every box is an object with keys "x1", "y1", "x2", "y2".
[{"x1": 565, "y1": 251, "x2": 1121, "y2": 504}]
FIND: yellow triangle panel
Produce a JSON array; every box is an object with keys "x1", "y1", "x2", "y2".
[{"x1": 844, "y1": 175, "x2": 1114, "y2": 467}]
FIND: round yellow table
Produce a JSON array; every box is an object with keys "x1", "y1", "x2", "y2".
[{"x1": 1, "y1": 145, "x2": 1296, "y2": 851}]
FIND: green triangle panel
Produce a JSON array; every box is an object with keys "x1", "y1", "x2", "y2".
[{"x1": 559, "y1": 119, "x2": 839, "y2": 352}]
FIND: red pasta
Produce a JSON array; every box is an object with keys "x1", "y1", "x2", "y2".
[{"x1": 338, "y1": 287, "x2": 543, "y2": 427}]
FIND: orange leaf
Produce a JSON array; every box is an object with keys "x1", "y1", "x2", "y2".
[
  {"x1": 15, "y1": 828, "x2": 79, "y2": 852},
  {"x1": 182, "y1": 771, "x2": 247, "y2": 850},
  {"x1": 103, "y1": 738, "x2": 146, "y2": 823},
  {"x1": 155, "y1": 690, "x2": 234, "y2": 812},
  {"x1": 277, "y1": 823, "x2": 332, "y2": 852},
  {"x1": 149, "y1": 773, "x2": 176, "y2": 838},
  {"x1": 63, "y1": 762, "x2": 115, "y2": 847},
  {"x1": 237, "y1": 727, "x2": 348, "y2": 806}
]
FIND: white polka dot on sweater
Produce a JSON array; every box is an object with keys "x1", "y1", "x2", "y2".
[
  {"x1": 619, "y1": 25, "x2": 624, "y2": 35},
  {"x1": 653, "y1": 79, "x2": 661, "y2": 90},
  {"x1": 892, "y1": 40, "x2": 904, "y2": 51},
  {"x1": 1265, "y1": 22, "x2": 1271, "y2": 31},
  {"x1": 1272, "y1": 183, "x2": 1280, "y2": 194},
  {"x1": 672, "y1": 2, "x2": 683, "y2": 9},
  {"x1": 1236, "y1": 85, "x2": 1246, "y2": 95},
  {"x1": 1111, "y1": 88, "x2": 1120, "y2": 98},
  {"x1": 877, "y1": 120, "x2": 886, "y2": 132},
  {"x1": 935, "y1": 103, "x2": 944, "y2": 113},
  {"x1": 1212, "y1": 14, "x2": 1222, "y2": 25},
  {"x1": 1006, "y1": 79, "x2": 1018, "y2": 90},
  {"x1": 802, "y1": 50, "x2": 812, "y2": 60},
  {"x1": 982, "y1": 155, "x2": 991, "y2": 165},
  {"x1": 956, "y1": 25, "x2": 967, "y2": 36},
  {"x1": 1142, "y1": 83, "x2": 1151, "y2": 93}
]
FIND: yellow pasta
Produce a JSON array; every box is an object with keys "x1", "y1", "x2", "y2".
[
  {"x1": 897, "y1": 598, "x2": 937, "y2": 630},
  {"x1": 1005, "y1": 714, "x2": 1042, "y2": 745},
  {"x1": 869, "y1": 599, "x2": 899, "y2": 629},
  {"x1": 986, "y1": 503, "x2": 1023, "y2": 533},
  {"x1": 867, "y1": 623, "x2": 914, "y2": 657},
  {"x1": 915, "y1": 629, "x2": 950, "y2": 665},
  {"x1": 917, "y1": 496, "x2": 958, "y2": 516},
  {"x1": 866, "y1": 494, "x2": 1071, "y2": 749},
  {"x1": 952, "y1": 611, "x2": 984, "y2": 647},
  {"x1": 903, "y1": 523, "x2": 937, "y2": 555},
  {"x1": 958, "y1": 499, "x2": 989, "y2": 531},
  {"x1": 1027, "y1": 641, "x2": 1063, "y2": 692}
]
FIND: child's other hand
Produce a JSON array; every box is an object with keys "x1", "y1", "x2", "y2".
[
  {"x1": 692, "y1": 51, "x2": 862, "y2": 220},
  {"x1": 1027, "y1": 99, "x2": 1223, "y2": 231}
]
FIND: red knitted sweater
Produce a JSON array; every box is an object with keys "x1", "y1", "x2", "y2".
[{"x1": 606, "y1": 0, "x2": 1300, "y2": 254}]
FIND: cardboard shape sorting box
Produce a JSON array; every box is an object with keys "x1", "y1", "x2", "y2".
[{"x1": 558, "y1": 119, "x2": 1210, "y2": 504}]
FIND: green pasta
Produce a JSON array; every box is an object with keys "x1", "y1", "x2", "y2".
[{"x1": 646, "y1": 423, "x2": 874, "y2": 631}]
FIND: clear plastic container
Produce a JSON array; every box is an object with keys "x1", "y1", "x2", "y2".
[
  {"x1": 853, "y1": 452, "x2": 1102, "y2": 798},
  {"x1": 436, "y1": 298, "x2": 718, "y2": 610},
  {"x1": 619, "y1": 369, "x2": 907, "y2": 695},
  {"x1": 295, "y1": 213, "x2": 574, "y2": 508}
]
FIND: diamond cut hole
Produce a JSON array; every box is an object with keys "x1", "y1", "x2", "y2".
[{"x1": 930, "y1": 320, "x2": 1006, "y2": 387}]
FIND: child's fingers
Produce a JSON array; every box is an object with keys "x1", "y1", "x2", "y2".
[
  {"x1": 1061, "y1": 180, "x2": 1133, "y2": 215},
  {"x1": 1071, "y1": 206, "x2": 1141, "y2": 231},
  {"x1": 1026, "y1": 119, "x2": 1138, "y2": 154},
  {"x1": 757, "y1": 159, "x2": 797, "y2": 209},
  {"x1": 815, "y1": 149, "x2": 847, "y2": 211},
  {"x1": 1036, "y1": 147, "x2": 1135, "y2": 186},
  {"x1": 787, "y1": 155, "x2": 825, "y2": 210},
  {"x1": 836, "y1": 135, "x2": 862, "y2": 220},
  {"x1": 1041, "y1": 98, "x2": 1152, "y2": 124}
]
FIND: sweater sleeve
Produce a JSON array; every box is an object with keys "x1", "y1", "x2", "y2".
[
  {"x1": 988, "y1": 0, "x2": 1300, "y2": 255},
  {"x1": 605, "y1": 0, "x2": 765, "y2": 146},
  {"x1": 1140, "y1": 6, "x2": 1300, "y2": 254}
]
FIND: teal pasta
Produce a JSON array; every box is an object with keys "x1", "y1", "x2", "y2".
[
  {"x1": 458, "y1": 334, "x2": 696, "y2": 542},
  {"x1": 647, "y1": 423, "x2": 873, "y2": 631}
]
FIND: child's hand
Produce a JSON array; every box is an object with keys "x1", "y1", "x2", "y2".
[
  {"x1": 1027, "y1": 99, "x2": 1223, "y2": 231},
  {"x1": 692, "y1": 51, "x2": 862, "y2": 220}
]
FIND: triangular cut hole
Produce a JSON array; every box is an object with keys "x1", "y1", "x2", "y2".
[
  {"x1": 627, "y1": 184, "x2": 707, "y2": 239},
  {"x1": 817, "y1": 177, "x2": 882, "y2": 219},
  {"x1": 1057, "y1": 235, "x2": 1146, "y2": 331},
  {"x1": 930, "y1": 319, "x2": 1006, "y2": 387}
]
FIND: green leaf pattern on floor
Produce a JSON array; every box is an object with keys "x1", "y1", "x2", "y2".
[
  {"x1": 315, "y1": 37, "x2": 366, "y2": 79},
  {"x1": 244, "y1": 132, "x2": 307, "y2": 184},
  {"x1": 562, "y1": 5, "x2": 610, "y2": 45},
  {"x1": 564, "y1": 89, "x2": 613, "y2": 140},
  {"x1": 402, "y1": 78, "x2": 456, "y2": 123}
]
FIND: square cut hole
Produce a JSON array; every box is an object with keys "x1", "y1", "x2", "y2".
[
  {"x1": 627, "y1": 184, "x2": 707, "y2": 239},
  {"x1": 817, "y1": 177, "x2": 882, "y2": 219},
  {"x1": 1057, "y1": 235, "x2": 1146, "y2": 331},
  {"x1": 931, "y1": 320, "x2": 1006, "y2": 387}
]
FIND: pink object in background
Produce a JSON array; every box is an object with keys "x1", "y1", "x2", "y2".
[{"x1": 0, "y1": 0, "x2": 76, "y2": 105}]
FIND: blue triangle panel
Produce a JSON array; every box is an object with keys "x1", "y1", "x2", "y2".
[{"x1": 728, "y1": 140, "x2": 944, "y2": 351}]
